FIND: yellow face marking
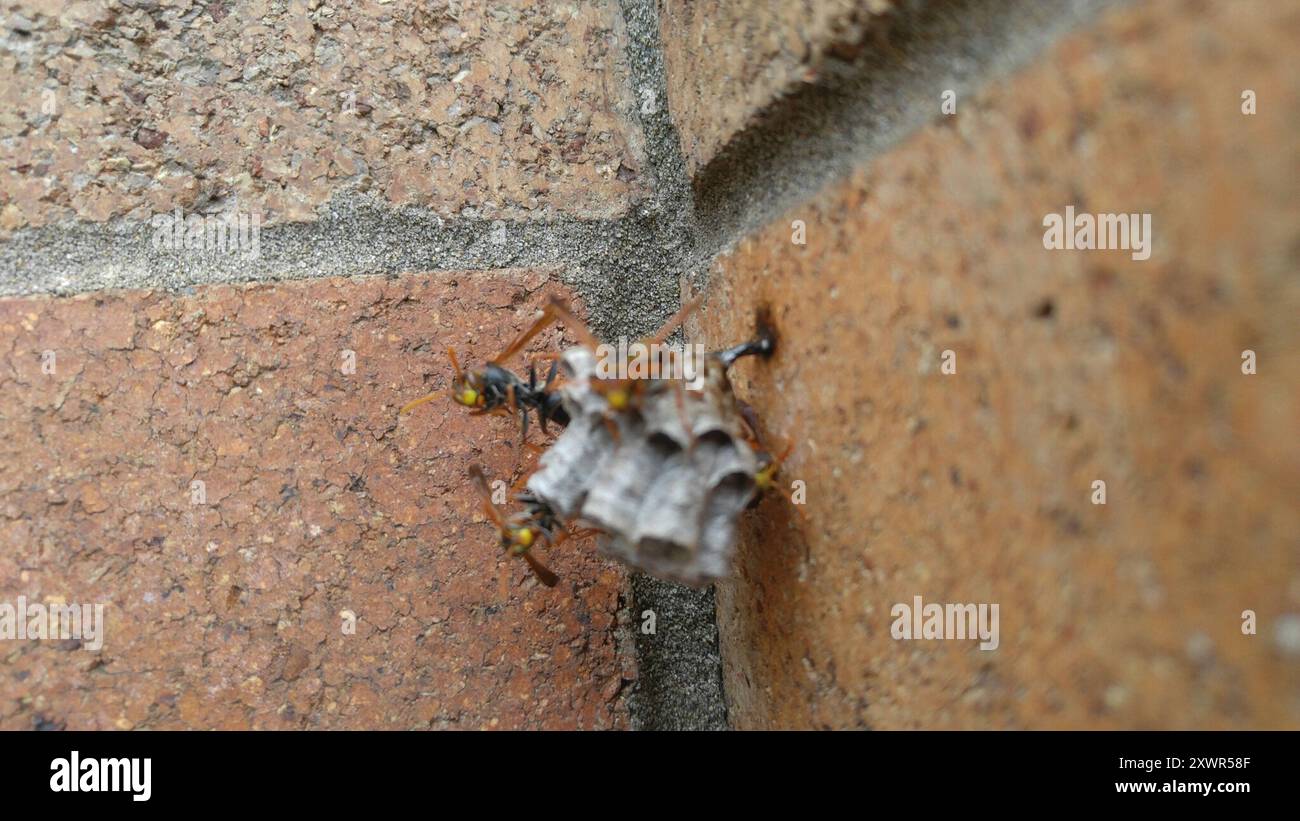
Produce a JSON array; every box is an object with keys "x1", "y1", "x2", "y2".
[
  {"x1": 456, "y1": 387, "x2": 479, "y2": 407},
  {"x1": 514, "y1": 527, "x2": 534, "y2": 550}
]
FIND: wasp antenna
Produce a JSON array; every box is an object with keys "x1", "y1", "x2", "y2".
[
  {"x1": 447, "y1": 347, "x2": 466, "y2": 379},
  {"x1": 771, "y1": 435, "x2": 796, "y2": 471},
  {"x1": 399, "y1": 392, "x2": 441, "y2": 415},
  {"x1": 776, "y1": 415, "x2": 802, "y2": 463},
  {"x1": 541, "y1": 298, "x2": 602, "y2": 351},
  {"x1": 468, "y1": 466, "x2": 508, "y2": 530},
  {"x1": 645, "y1": 295, "x2": 705, "y2": 346}
]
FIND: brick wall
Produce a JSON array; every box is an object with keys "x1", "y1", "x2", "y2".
[
  {"x1": 2, "y1": 0, "x2": 1295, "y2": 730},
  {"x1": 669, "y1": 0, "x2": 1299, "y2": 728},
  {"x1": 0, "y1": 0, "x2": 650, "y2": 730}
]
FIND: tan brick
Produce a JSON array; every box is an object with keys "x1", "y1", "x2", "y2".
[
  {"x1": 686, "y1": 0, "x2": 1300, "y2": 728},
  {"x1": 660, "y1": 0, "x2": 894, "y2": 176},
  {"x1": 0, "y1": 271, "x2": 631, "y2": 729},
  {"x1": 0, "y1": 0, "x2": 646, "y2": 230}
]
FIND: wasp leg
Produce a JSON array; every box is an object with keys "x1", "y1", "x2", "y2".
[
  {"x1": 495, "y1": 297, "x2": 599, "y2": 365},
  {"x1": 555, "y1": 525, "x2": 603, "y2": 547},
  {"x1": 668, "y1": 377, "x2": 700, "y2": 455},
  {"x1": 521, "y1": 440, "x2": 548, "y2": 458},
  {"x1": 518, "y1": 394, "x2": 530, "y2": 448},
  {"x1": 652, "y1": 348, "x2": 698, "y2": 452},
  {"x1": 644, "y1": 296, "x2": 704, "y2": 346},
  {"x1": 538, "y1": 356, "x2": 562, "y2": 435},
  {"x1": 504, "y1": 382, "x2": 531, "y2": 465},
  {"x1": 468, "y1": 466, "x2": 509, "y2": 531},
  {"x1": 532, "y1": 389, "x2": 569, "y2": 434},
  {"x1": 522, "y1": 550, "x2": 559, "y2": 587},
  {"x1": 751, "y1": 432, "x2": 808, "y2": 522},
  {"x1": 447, "y1": 348, "x2": 468, "y2": 382},
  {"x1": 734, "y1": 399, "x2": 763, "y2": 449},
  {"x1": 538, "y1": 297, "x2": 603, "y2": 351},
  {"x1": 599, "y1": 413, "x2": 622, "y2": 444},
  {"x1": 492, "y1": 304, "x2": 561, "y2": 365}
]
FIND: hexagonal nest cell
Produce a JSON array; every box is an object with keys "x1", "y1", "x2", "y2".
[{"x1": 526, "y1": 345, "x2": 761, "y2": 586}]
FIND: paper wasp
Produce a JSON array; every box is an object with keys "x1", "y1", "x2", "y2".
[
  {"x1": 532, "y1": 296, "x2": 777, "y2": 402},
  {"x1": 499, "y1": 295, "x2": 767, "y2": 447},
  {"x1": 734, "y1": 397, "x2": 803, "y2": 521},
  {"x1": 400, "y1": 321, "x2": 570, "y2": 444},
  {"x1": 467, "y1": 465, "x2": 602, "y2": 588},
  {"x1": 511, "y1": 296, "x2": 702, "y2": 414},
  {"x1": 467, "y1": 465, "x2": 561, "y2": 587}
]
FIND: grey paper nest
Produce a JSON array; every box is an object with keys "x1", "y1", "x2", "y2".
[{"x1": 526, "y1": 346, "x2": 760, "y2": 586}]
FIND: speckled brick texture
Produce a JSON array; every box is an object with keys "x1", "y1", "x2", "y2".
[
  {"x1": 659, "y1": 0, "x2": 895, "y2": 177},
  {"x1": 686, "y1": 0, "x2": 1300, "y2": 728},
  {"x1": 0, "y1": 0, "x2": 646, "y2": 230},
  {"x1": 0, "y1": 271, "x2": 632, "y2": 729}
]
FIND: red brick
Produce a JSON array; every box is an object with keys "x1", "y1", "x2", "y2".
[
  {"x1": 0, "y1": 271, "x2": 631, "y2": 729},
  {"x1": 686, "y1": 0, "x2": 1300, "y2": 728},
  {"x1": 660, "y1": 0, "x2": 894, "y2": 176},
  {"x1": 0, "y1": 0, "x2": 645, "y2": 230}
]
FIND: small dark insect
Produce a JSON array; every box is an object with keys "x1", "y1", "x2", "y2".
[
  {"x1": 400, "y1": 320, "x2": 569, "y2": 443},
  {"x1": 710, "y1": 304, "x2": 788, "y2": 493},
  {"x1": 497, "y1": 296, "x2": 707, "y2": 445},
  {"x1": 467, "y1": 465, "x2": 560, "y2": 587},
  {"x1": 736, "y1": 399, "x2": 795, "y2": 503},
  {"x1": 754, "y1": 436, "x2": 795, "y2": 495},
  {"x1": 467, "y1": 465, "x2": 601, "y2": 588}
]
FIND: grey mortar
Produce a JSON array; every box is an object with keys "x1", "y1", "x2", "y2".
[
  {"x1": 612, "y1": 0, "x2": 728, "y2": 732},
  {"x1": 0, "y1": 0, "x2": 1122, "y2": 731}
]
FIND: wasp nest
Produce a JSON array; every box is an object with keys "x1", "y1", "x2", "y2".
[{"x1": 526, "y1": 346, "x2": 760, "y2": 586}]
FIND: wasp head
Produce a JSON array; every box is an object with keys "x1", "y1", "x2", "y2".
[
  {"x1": 508, "y1": 525, "x2": 535, "y2": 554},
  {"x1": 754, "y1": 437, "x2": 794, "y2": 492},
  {"x1": 447, "y1": 348, "x2": 487, "y2": 409}
]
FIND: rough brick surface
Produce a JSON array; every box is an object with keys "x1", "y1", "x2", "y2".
[
  {"x1": 686, "y1": 0, "x2": 1300, "y2": 729},
  {"x1": 0, "y1": 271, "x2": 632, "y2": 729},
  {"x1": 660, "y1": 0, "x2": 893, "y2": 177},
  {"x1": 0, "y1": 0, "x2": 645, "y2": 230}
]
